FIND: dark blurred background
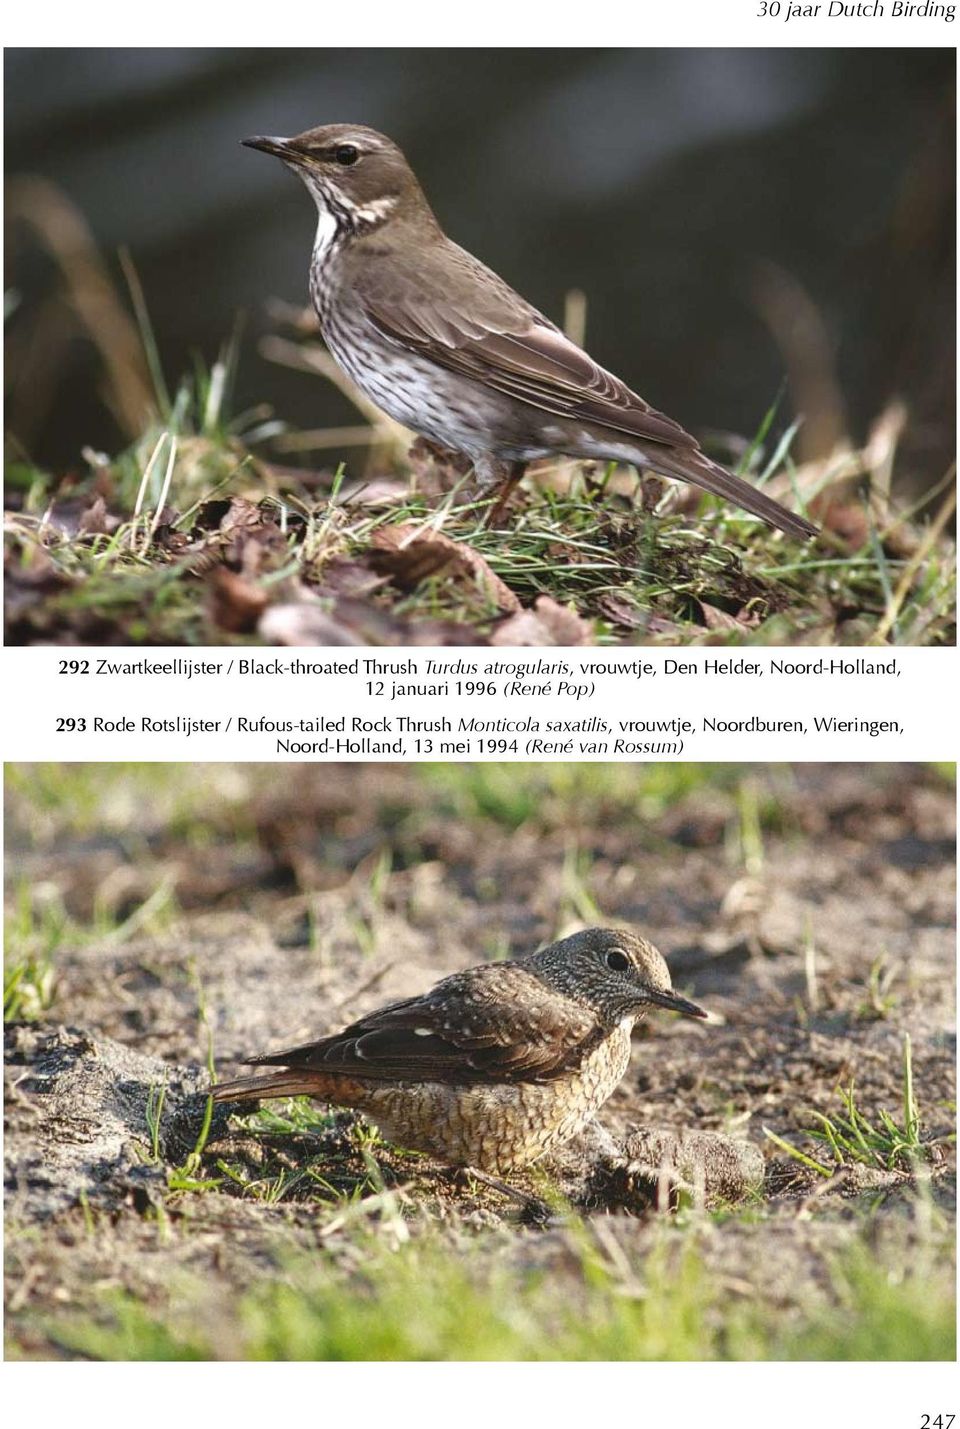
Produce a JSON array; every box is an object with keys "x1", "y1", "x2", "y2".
[{"x1": 4, "y1": 48, "x2": 955, "y2": 490}]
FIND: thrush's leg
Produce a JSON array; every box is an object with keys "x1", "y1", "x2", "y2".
[
  {"x1": 474, "y1": 458, "x2": 527, "y2": 528},
  {"x1": 458, "y1": 1166, "x2": 553, "y2": 1222}
]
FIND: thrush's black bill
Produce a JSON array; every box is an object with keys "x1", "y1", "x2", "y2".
[
  {"x1": 242, "y1": 135, "x2": 296, "y2": 159},
  {"x1": 642, "y1": 986, "x2": 708, "y2": 1020}
]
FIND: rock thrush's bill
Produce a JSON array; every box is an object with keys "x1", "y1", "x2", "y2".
[
  {"x1": 243, "y1": 123, "x2": 817, "y2": 540},
  {"x1": 212, "y1": 927, "x2": 708, "y2": 1174}
]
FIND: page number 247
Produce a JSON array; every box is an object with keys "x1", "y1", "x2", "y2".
[{"x1": 921, "y1": 1418, "x2": 955, "y2": 1428}]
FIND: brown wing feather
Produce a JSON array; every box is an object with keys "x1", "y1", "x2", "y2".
[
  {"x1": 353, "y1": 238, "x2": 694, "y2": 449},
  {"x1": 440, "y1": 328, "x2": 697, "y2": 450},
  {"x1": 245, "y1": 964, "x2": 598, "y2": 1086}
]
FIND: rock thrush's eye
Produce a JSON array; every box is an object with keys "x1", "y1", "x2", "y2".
[
  {"x1": 606, "y1": 950, "x2": 630, "y2": 973},
  {"x1": 335, "y1": 144, "x2": 359, "y2": 166}
]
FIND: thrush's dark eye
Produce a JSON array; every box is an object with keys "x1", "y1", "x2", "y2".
[
  {"x1": 334, "y1": 144, "x2": 359, "y2": 166},
  {"x1": 606, "y1": 950, "x2": 630, "y2": 973}
]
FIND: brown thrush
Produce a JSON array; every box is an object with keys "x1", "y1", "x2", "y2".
[
  {"x1": 243, "y1": 123, "x2": 817, "y2": 539},
  {"x1": 212, "y1": 927, "x2": 708, "y2": 1175}
]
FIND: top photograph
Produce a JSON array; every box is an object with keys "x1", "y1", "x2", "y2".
[{"x1": 5, "y1": 48, "x2": 956, "y2": 647}]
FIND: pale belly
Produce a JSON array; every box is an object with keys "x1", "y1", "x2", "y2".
[
  {"x1": 354, "y1": 1029, "x2": 632, "y2": 1174},
  {"x1": 321, "y1": 305, "x2": 551, "y2": 465}
]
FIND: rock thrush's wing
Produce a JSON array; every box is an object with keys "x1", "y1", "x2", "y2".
[
  {"x1": 243, "y1": 964, "x2": 600, "y2": 1085},
  {"x1": 356, "y1": 240, "x2": 818, "y2": 539}
]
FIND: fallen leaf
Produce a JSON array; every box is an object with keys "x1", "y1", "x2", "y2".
[
  {"x1": 313, "y1": 557, "x2": 386, "y2": 600},
  {"x1": 219, "y1": 497, "x2": 268, "y2": 536},
  {"x1": 697, "y1": 601, "x2": 749, "y2": 633},
  {"x1": 258, "y1": 601, "x2": 365, "y2": 646},
  {"x1": 76, "y1": 495, "x2": 117, "y2": 537},
  {"x1": 41, "y1": 493, "x2": 121, "y2": 540},
  {"x1": 596, "y1": 593, "x2": 647, "y2": 630},
  {"x1": 259, "y1": 595, "x2": 480, "y2": 647},
  {"x1": 207, "y1": 568, "x2": 269, "y2": 635},
  {"x1": 644, "y1": 613, "x2": 682, "y2": 637},
  {"x1": 369, "y1": 524, "x2": 520, "y2": 612},
  {"x1": 492, "y1": 595, "x2": 592, "y2": 646}
]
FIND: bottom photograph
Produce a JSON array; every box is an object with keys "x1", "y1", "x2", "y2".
[{"x1": 4, "y1": 762, "x2": 956, "y2": 1361}]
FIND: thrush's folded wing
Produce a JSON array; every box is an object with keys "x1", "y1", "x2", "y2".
[
  {"x1": 246, "y1": 964, "x2": 600, "y2": 1085},
  {"x1": 357, "y1": 240, "x2": 696, "y2": 451},
  {"x1": 349, "y1": 239, "x2": 818, "y2": 537}
]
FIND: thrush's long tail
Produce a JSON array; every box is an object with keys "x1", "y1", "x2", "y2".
[
  {"x1": 212, "y1": 1069, "x2": 326, "y2": 1103},
  {"x1": 642, "y1": 445, "x2": 818, "y2": 540}
]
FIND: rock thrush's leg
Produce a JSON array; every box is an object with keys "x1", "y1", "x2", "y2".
[{"x1": 459, "y1": 1165, "x2": 553, "y2": 1222}]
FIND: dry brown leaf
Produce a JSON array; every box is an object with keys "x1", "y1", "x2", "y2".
[
  {"x1": 697, "y1": 601, "x2": 749, "y2": 633},
  {"x1": 207, "y1": 568, "x2": 269, "y2": 635},
  {"x1": 313, "y1": 557, "x2": 386, "y2": 600},
  {"x1": 42, "y1": 493, "x2": 121, "y2": 540},
  {"x1": 258, "y1": 601, "x2": 366, "y2": 646},
  {"x1": 259, "y1": 595, "x2": 480, "y2": 647},
  {"x1": 189, "y1": 496, "x2": 289, "y2": 575},
  {"x1": 76, "y1": 494, "x2": 118, "y2": 537},
  {"x1": 218, "y1": 496, "x2": 266, "y2": 534},
  {"x1": 369, "y1": 524, "x2": 520, "y2": 612},
  {"x1": 596, "y1": 592, "x2": 647, "y2": 630},
  {"x1": 492, "y1": 595, "x2": 592, "y2": 646},
  {"x1": 644, "y1": 613, "x2": 682, "y2": 637}
]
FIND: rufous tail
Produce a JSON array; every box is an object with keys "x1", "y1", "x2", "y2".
[{"x1": 212, "y1": 1069, "x2": 323, "y2": 1103}]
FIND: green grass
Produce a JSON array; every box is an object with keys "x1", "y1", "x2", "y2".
[
  {"x1": 858, "y1": 956, "x2": 900, "y2": 1021},
  {"x1": 4, "y1": 951, "x2": 57, "y2": 1021},
  {"x1": 765, "y1": 1035, "x2": 953, "y2": 1175},
  {"x1": 236, "y1": 1097, "x2": 343, "y2": 1140},
  {"x1": 3, "y1": 874, "x2": 179, "y2": 1024},
  {"x1": 28, "y1": 1220, "x2": 955, "y2": 1362},
  {"x1": 419, "y1": 762, "x2": 796, "y2": 835},
  {"x1": 210, "y1": 1098, "x2": 400, "y2": 1208},
  {"x1": 3, "y1": 762, "x2": 257, "y2": 845},
  {"x1": 2, "y1": 759, "x2": 804, "y2": 1040},
  {"x1": 9, "y1": 460, "x2": 954, "y2": 646},
  {"x1": 138, "y1": 966, "x2": 219, "y2": 1195},
  {"x1": 777, "y1": 1244, "x2": 956, "y2": 1360},
  {"x1": 4, "y1": 760, "x2": 955, "y2": 1364},
  {"x1": 6, "y1": 759, "x2": 798, "y2": 847}
]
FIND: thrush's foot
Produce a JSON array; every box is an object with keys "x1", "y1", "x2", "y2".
[{"x1": 457, "y1": 1166, "x2": 553, "y2": 1224}]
